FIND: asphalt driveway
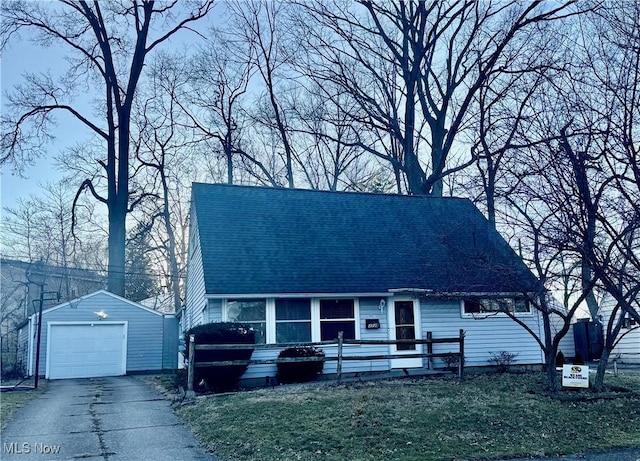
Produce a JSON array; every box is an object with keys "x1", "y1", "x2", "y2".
[{"x1": 1, "y1": 376, "x2": 216, "y2": 460}]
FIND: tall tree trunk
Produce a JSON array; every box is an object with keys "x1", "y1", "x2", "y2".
[{"x1": 107, "y1": 205, "x2": 127, "y2": 296}]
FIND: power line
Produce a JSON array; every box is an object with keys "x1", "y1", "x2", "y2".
[{"x1": 0, "y1": 258, "x2": 188, "y2": 280}]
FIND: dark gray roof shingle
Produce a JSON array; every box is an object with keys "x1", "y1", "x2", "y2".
[{"x1": 192, "y1": 183, "x2": 538, "y2": 296}]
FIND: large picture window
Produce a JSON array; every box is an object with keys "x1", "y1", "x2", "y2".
[
  {"x1": 320, "y1": 299, "x2": 356, "y2": 340},
  {"x1": 463, "y1": 297, "x2": 531, "y2": 317},
  {"x1": 276, "y1": 299, "x2": 311, "y2": 343},
  {"x1": 226, "y1": 299, "x2": 267, "y2": 343},
  {"x1": 223, "y1": 297, "x2": 358, "y2": 344}
]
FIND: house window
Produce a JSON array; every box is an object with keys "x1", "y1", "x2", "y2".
[
  {"x1": 623, "y1": 313, "x2": 637, "y2": 329},
  {"x1": 463, "y1": 297, "x2": 531, "y2": 317},
  {"x1": 226, "y1": 299, "x2": 266, "y2": 343},
  {"x1": 320, "y1": 299, "x2": 356, "y2": 340},
  {"x1": 275, "y1": 299, "x2": 311, "y2": 343}
]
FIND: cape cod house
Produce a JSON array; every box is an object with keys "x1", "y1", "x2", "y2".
[{"x1": 184, "y1": 183, "x2": 546, "y2": 382}]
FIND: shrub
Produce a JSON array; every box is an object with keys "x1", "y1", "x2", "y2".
[
  {"x1": 441, "y1": 354, "x2": 461, "y2": 373},
  {"x1": 277, "y1": 346, "x2": 325, "y2": 384},
  {"x1": 185, "y1": 322, "x2": 255, "y2": 393},
  {"x1": 573, "y1": 352, "x2": 585, "y2": 365},
  {"x1": 556, "y1": 351, "x2": 566, "y2": 368},
  {"x1": 488, "y1": 351, "x2": 519, "y2": 373}
]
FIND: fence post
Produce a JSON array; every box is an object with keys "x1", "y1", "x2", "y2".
[
  {"x1": 187, "y1": 334, "x2": 196, "y2": 399},
  {"x1": 426, "y1": 331, "x2": 433, "y2": 370},
  {"x1": 458, "y1": 329, "x2": 465, "y2": 380},
  {"x1": 336, "y1": 331, "x2": 344, "y2": 385}
]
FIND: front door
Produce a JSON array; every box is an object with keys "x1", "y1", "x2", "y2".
[{"x1": 389, "y1": 299, "x2": 422, "y2": 369}]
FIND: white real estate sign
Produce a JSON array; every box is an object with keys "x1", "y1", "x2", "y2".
[{"x1": 562, "y1": 364, "x2": 589, "y2": 388}]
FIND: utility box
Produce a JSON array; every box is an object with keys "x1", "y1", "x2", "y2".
[{"x1": 573, "y1": 319, "x2": 603, "y2": 361}]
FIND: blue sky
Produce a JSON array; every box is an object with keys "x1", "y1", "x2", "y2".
[
  {"x1": 0, "y1": 3, "x2": 215, "y2": 213},
  {"x1": 1, "y1": 39, "x2": 68, "y2": 210}
]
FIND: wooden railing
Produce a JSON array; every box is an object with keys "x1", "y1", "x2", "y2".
[{"x1": 187, "y1": 329, "x2": 465, "y2": 394}]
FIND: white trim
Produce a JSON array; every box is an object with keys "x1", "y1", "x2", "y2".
[
  {"x1": 388, "y1": 297, "x2": 422, "y2": 368},
  {"x1": 40, "y1": 290, "x2": 165, "y2": 317},
  {"x1": 316, "y1": 297, "x2": 360, "y2": 343},
  {"x1": 45, "y1": 321, "x2": 128, "y2": 379},
  {"x1": 207, "y1": 292, "x2": 390, "y2": 300},
  {"x1": 311, "y1": 299, "x2": 320, "y2": 341},
  {"x1": 222, "y1": 296, "x2": 360, "y2": 344},
  {"x1": 266, "y1": 299, "x2": 276, "y2": 344}
]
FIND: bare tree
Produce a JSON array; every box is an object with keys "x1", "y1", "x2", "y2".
[
  {"x1": 294, "y1": 0, "x2": 578, "y2": 196},
  {"x1": 1, "y1": 181, "x2": 105, "y2": 270},
  {"x1": 229, "y1": 0, "x2": 300, "y2": 187},
  {"x1": 493, "y1": 10, "x2": 640, "y2": 387},
  {"x1": 132, "y1": 60, "x2": 204, "y2": 312},
  {"x1": 1, "y1": 0, "x2": 213, "y2": 296}
]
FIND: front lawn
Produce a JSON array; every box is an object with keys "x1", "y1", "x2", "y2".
[
  {"x1": 176, "y1": 372, "x2": 640, "y2": 461},
  {"x1": 1, "y1": 379, "x2": 48, "y2": 431}
]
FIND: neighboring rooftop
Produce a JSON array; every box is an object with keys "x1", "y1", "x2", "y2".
[
  {"x1": 0, "y1": 258, "x2": 105, "y2": 283},
  {"x1": 191, "y1": 183, "x2": 539, "y2": 296}
]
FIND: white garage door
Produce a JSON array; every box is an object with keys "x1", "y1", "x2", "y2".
[{"x1": 47, "y1": 323, "x2": 126, "y2": 379}]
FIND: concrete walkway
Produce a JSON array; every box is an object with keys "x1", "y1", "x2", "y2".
[{"x1": 1, "y1": 376, "x2": 216, "y2": 460}]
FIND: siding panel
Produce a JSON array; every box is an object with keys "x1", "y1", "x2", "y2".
[
  {"x1": 33, "y1": 292, "x2": 167, "y2": 375},
  {"x1": 601, "y1": 297, "x2": 640, "y2": 364},
  {"x1": 184, "y1": 210, "x2": 206, "y2": 332},
  {"x1": 421, "y1": 299, "x2": 544, "y2": 368}
]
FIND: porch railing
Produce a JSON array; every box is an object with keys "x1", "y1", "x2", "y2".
[{"x1": 187, "y1": 329, "x2": 465, "y2": 394}]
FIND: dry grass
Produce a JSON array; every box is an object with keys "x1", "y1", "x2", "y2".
[
  {"x1": 172, "y1": 372, "x2": 640, "y2": 461},
  {"x1": 1, "y1": 378, "x2": 48, "y2": 431}
]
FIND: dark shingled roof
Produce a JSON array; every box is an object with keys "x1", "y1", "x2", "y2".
[{"x1": 192, "y1": 183, "x2": 538, "y2": 296}]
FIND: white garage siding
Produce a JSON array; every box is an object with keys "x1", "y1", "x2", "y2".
[
  {"x1": 29, "y1": 291, "x2": 176, "y2": 377},
  {"x1": 47, "y1": 322, "x2": 127, "y2": 379}
]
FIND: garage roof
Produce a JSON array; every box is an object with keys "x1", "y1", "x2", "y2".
[{"x1": 37, "y1": 290, "x2": 167, "y2": 317}]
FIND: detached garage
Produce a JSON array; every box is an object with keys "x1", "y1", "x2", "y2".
[{"x1": 22, "y1": 290, "x2": 178, "y2": 379}]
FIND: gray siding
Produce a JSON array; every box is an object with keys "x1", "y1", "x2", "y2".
[
  {"x1": 206, "y1": 298, "x2": 223, "y2": 323},
  {"x1": 610, "y1": 326, "x2": 640, "y2": 364},
  {"x1": 32, "y1": 291, "x2": 168, "y2": 376},
  {"x1": 601, "y1": 297, "x2": 640, "y2": 364},
  {"x1": 162, "y1": 316, "x2": 179, "y2": 370},
  {"x1": 239, "y1": 297, "x2": 391, "y2": 380},
  {"x1": 347, "y1": 297, "x2": 390, "y2": 373},
  {"x1": 421, "y1": 299, "x2": 544, "y2": 367},
  {"x1": 190, "y1": 296, "x2": 546, "y2": 381},
  {"x1": 184, "y1": 210, "x2": 206, "y2": 332},
  {"x1": 227, "y1": 297, "x2": 431, "y2": 379}
]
